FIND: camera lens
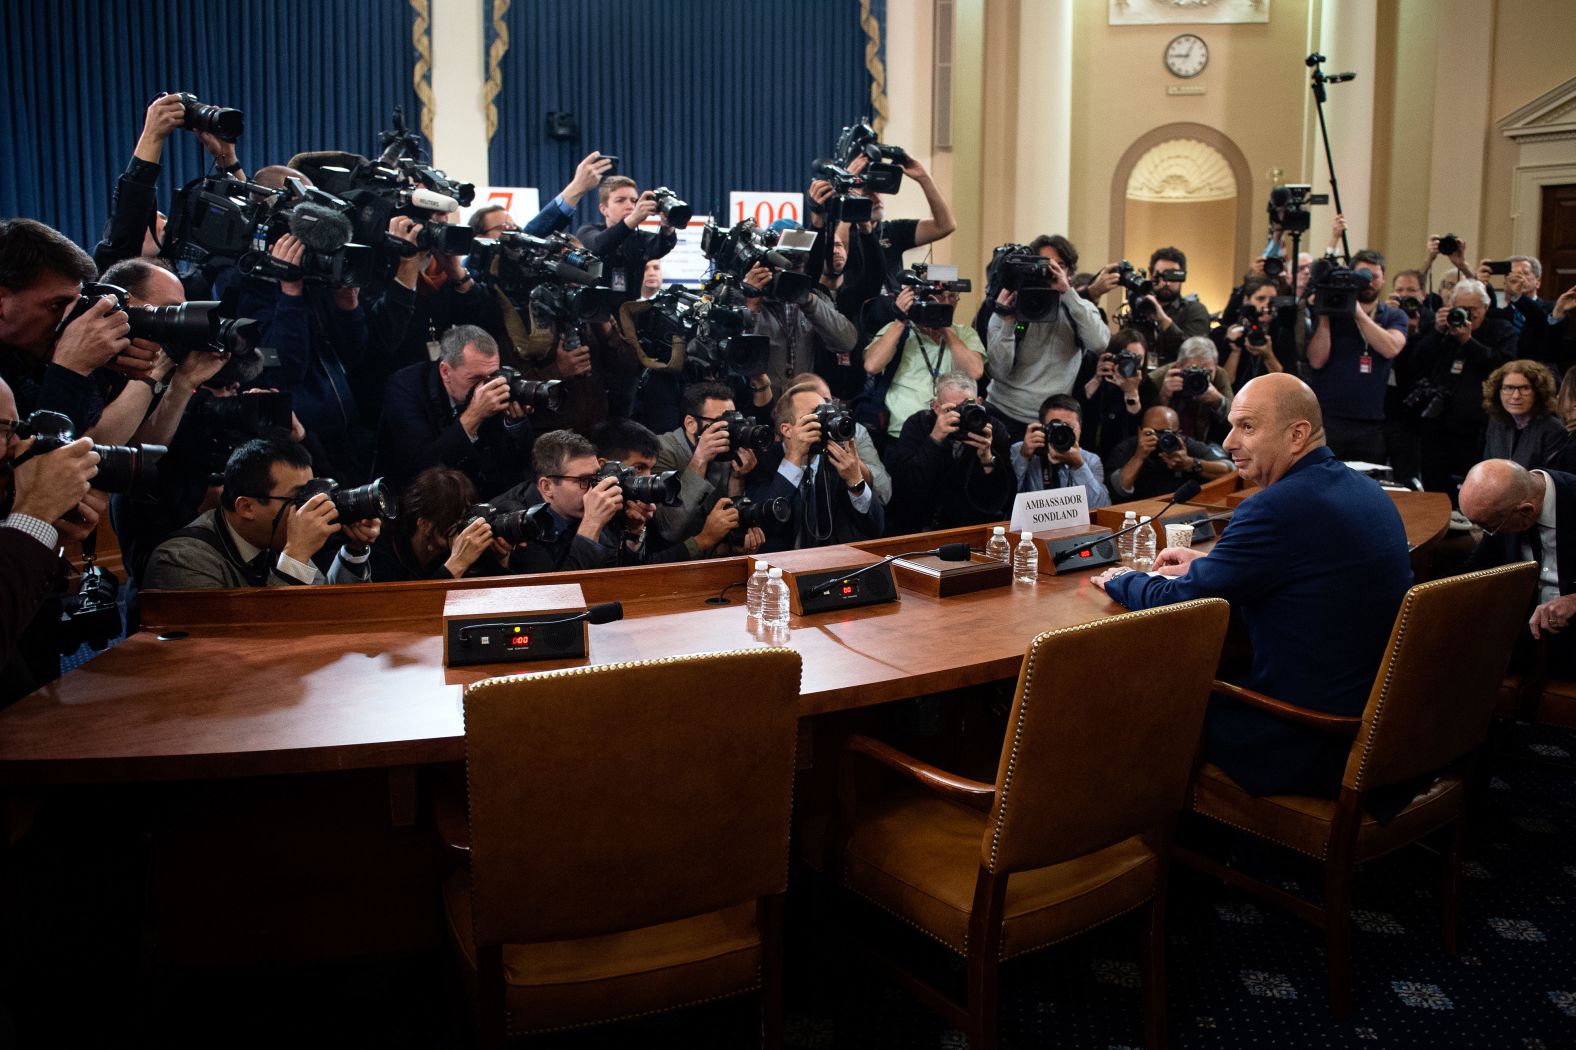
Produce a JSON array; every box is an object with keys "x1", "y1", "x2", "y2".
[
  {"x1": 1447, "y1": 307, "x2": 1469, "y2": 329},
  {"x1": 721, "y1": 410, "x2": 773, "y2": 453},
  {"x1": 735, "y1": 496, "x2": 793, "y2": 530},
  {"x1": 1046, "y1": 420, "x2": 1076, "y2": 453},
  {"x1": 91, "y1": 443, "x2": 165, "y2": 494},
  {"x1": 1156, "y1": 430, "x2": 1183, "y2": 455},
  {"x1": 627, "y1": 470, "x2": 683, "y2": 506}
]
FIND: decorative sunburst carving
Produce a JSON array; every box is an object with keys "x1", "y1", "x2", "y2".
[{"x1": 1125, "y1": 139, "x2": 1238, "y2": 202}]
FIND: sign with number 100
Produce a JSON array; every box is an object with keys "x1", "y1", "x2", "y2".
[{"x1": 728, "y1": 192, "x2": 802, "y2": 229}]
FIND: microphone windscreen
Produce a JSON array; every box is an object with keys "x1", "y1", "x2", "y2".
[
  {"x1": 586, "y1": 601, "x2": 624, "y2": 625},
  {"x1": 288, "y1": 203, "x2": 353, "y2": 253},
  {"x1": 936, "y1": 542, "x2": 973, "y2": 561},
  {"x1": 1172, "y1": 479, "x2": 1202, "y2": 504}
]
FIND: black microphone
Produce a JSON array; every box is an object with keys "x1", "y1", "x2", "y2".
[
  {"x1": 1052, "y1": 481, "x2": 1202, "y2": 566},
  {"x1": 807, "y1": 543, "x2": 972, "y2": 597}
]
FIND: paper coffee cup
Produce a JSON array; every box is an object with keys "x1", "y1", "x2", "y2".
[{"x1": 1164, "y1": 523, "x2": 1194, "y2": 550}]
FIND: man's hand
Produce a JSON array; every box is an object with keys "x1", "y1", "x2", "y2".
[
  {"x1": 1090, "y1": 566, "x2": 1132, "y2": 594},
  {"x1": 195, "y1": 129, "x2": 240, "y2": 171},
  {"x1": 783, "y1": 412, "x2": 821, "y2": 465},
  {"x1": 1152, "y1": 546, "x2": 1205, "y2": 577},
  {"x1": 53, "y1": 296, "x2": 131, "y2": 377},
  {"x1": 579, "y1": 476, "x2": 623, "y2": 536},
  {"x1": 696, "y1": 497, "x2": 740, "y2": 551},
  {"x1": 1157, "y1": 368, "x2": 1184, "y2": 404},
  {"x1": 1449, "y1": 319, "x2": 1475, "y2": 345},
  {"x1": 444, "y1": 516, "x2": 493, "y2": 578},
  {"x1": 1160, "y1": 448, "x2": 1196, "y2": 474},
  {"x1": 732, "y1": 445, "x2": 758, "y2": 476},
  {"x1": 1529, "y1": 594, "x2": 1576, "y2": 640},
  {"x1": 929, "y1": 403, "x2": 961, "y2": 445},
  {"x1": 807, "y1": 178, "x2": 836, "y2": 218},
  {"x1": 893, "y1": 285, "x2": 916, "y2": 318},
  {"x1": 107, "y1": 339, "x2": 161, "y2": 382},
  {"x1": 1143, "y1": 294, "x2": 1170, "y2": 327},
  {"x1": 622, "y1": 499, "x2": 655, "y2": 534},
  {"x1": 1131, "y1": 427, "x2": 1159, "y2": 464},
  {"x1": 554, "y1": 340, "x2": 593, "y2": 379},
  {"x1": 341, "y1": 518, "x2": 381, "y2": 548},
  {"x1": 995, "y1": 288, "x2": 1017, "y2": 317},
  {"x1": 1086, "y1": 264, "x2": 1121, "y2": 299},
  {"x1": 1505, "y1": 267, "x2": 1534, "y2": 301},
  {"x1": 271, "y1": 234, "x2": 306, "y2": 298},
  {"x1": 282, "y1": 492, "x2": 340, "y2": 564},
  {"x1": 1329, "y1": 212, "x2": 1348, "y2": 251},
  {"x1": 1196, "y1": 380, "x2": 1223, "y2": 407},
  {"x1": 459, "y1": 376, "x2": 511, "y2": 436},
  {"x1": 1020, "y1": 422, "x2": 1046, "y2": 459},
  {"x1": 743, "y1": 263, "x2": 774, "y2": 306},
  {"x1": 1047, "y1": 439, "x2": 1084, "y2": 470},
  {"x1": 9, "y1": 437, "x2": 99, "y2": 524},
  {"x1": 1476, "y1": 259, "x2": 1495, "y2": 286},
  {"x1": 962, "y1": 424, "x2": 995, "y2": 467},
  {"x1": 1553, "y1": 286, "x2": 1576, "y2": 321},
  {"x1": 689, "y1": 419, "x2": 730, "y2": 476},
  {"x1": 1044, "y1": 254, "x2": 1072, "y2": 294},
  {"x1": 740, "y1": 526, "x2": 765, "y2": 554},
  {"x1": 134, "y1": 93, "x2": 186, "y2": 163},
  {"x1": 623, "y1": 191, "x2": 660, "y2": 229},
  {"x1": 172, "y1": 348, "x2": 232, "y2": 389},
  {"x1": 1434, "y1": 306, "x2": 1452, "y2": 334},
  {"x1": 826, "y1": 439, "x2": 866, "y2": 488},
  {"x1": 568, "y1": 152, "x2": 613, "y2": 199},
  {"x1": 55, "y1": 489, "x2": 105, "y2": 544}
]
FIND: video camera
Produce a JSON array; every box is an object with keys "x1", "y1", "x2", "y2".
[
  {"x1": 700, "y1": 219, "x2": 817, "y2": 304},
  {"x1": 644, "y1": 277, "x2": 771, "y2": 379},
  {"x1": 833, "y1": 119, "x2": 906, "y2": 194},
  {"x1": 1309, "y1": 259, "x2": 1375, "y2": 316},
  {"x1": 810, "y1": 161, "x2": 877, "y2": 226},
  {"x1": 986, "y1": 244, "x2": 1060, "y2": 322},
  {"x1": 1267, "y1": 184, "x2": 1329, "y2": 234},
  {"x1": 898, "y1": 263, "x2": 971, "y2": 328},
  {"x1": 295, "y1": 477, "x2": 399, "y2": 521},
  {"x1": 597, "y1": 461, "x2": 683, "y2": 506},
  {"x1": 461, "y1": 501, "x2": 557, "y2": 545},
  {"x1": 59, "y1": 282, "x2": 272, "y2": 385},
  {"x1": 12, "y1": 411, "x2": 164, "y2": 495}
]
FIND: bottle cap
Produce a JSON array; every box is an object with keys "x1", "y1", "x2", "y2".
[
  {"x1": 1140, "y1": 515, "x2": 1152, "y2": 523},
  {"x1": 992, "y1": 526, "x2": 1005, "y2": 535},
  {"x1": 768, "y1": 567, "x2": 783, "y2": 578},
  {"x1": 1020, "y1": 530, "x2": 1034, "y2": 541},
  {"x1": 754, "y1": 560, "x2": 769, "y2": 571}
]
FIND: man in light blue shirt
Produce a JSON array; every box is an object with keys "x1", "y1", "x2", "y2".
[{"x1": 1010, "y1": 394, "x2": 1110, "y2": 508}]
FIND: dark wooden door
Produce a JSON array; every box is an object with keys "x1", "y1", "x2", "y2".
[{"x1": 1539, "y1": 183, "x2": 1576, "y2": 293}]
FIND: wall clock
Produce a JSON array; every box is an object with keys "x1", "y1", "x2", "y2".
[{"x1": 1165, "y1": 34, "x2": 1209, "y2": 78}]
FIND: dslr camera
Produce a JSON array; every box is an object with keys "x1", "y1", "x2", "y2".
[
  {"x1": 1043, "y1": 419, "x2": 1077, "y2": 455},
  {"x1": 177, "y1": 92, "x2": 243, "y2": 142},
  {"x1": 700, "y1": 219, "x2": 816, "y2": 304},
  {"x1": 717, "y1": 410, "x2": 774, "y2": 454},
  {"x1": 1310, "y1": 260, "x2": 1376, "y2": 316},
  {"x1": 898, "y1": 262, "x2": 971, "y2": 328},
  {"x1": 986, "y1": 244, "x2": 1060, "y2": 322},
  {"x1": 1437, "y1": 233, "x2": 1461, "y2": 258},
  {"x1": 486, "y1": 366, "x2": 565, "y2": 412},
  {"x1": 59, "y1": 282, "x2": 270, "y2": 384},
  {"x1": 460, "y1": 501, "x2": 557, "y2": 545},
  {"x1": 295, "y1": 477, "x2": 399, "y2": 521},
  {"x1": 833, "y1": 119, "x2": 906, "y2": 194},
  {"x1": 1266, "y1": 184, "x2": 1329, "y2": 234},
  {"x1": 1112, "y1": 348, "x2": 1144, "y2": 379},
  {"x1": 1394, "y1": 296, "x2": 1424, "y2": 319},
  {"x1": 59, "y1": 557, "x2": 123, "y2": 653},
  {"x1": 1154, "y1": 429, "x2": 1186, "y2": 455},
  {"x1": 12, "y1": 411, "x2": 163, "y2": 495},
  {"x1": 1239, "y1": 305, "x2": 1270, "y2": 348},
  {"x1": 948, "y1": 398, "x2": 990, "y2": 439},
  {"x1": 811, "y1": 401, "x2": 857, "y2": 454},
  {"x1": 647, "y1": 187, "x2": 692, "y2": 227},
  {"x1": 597, "y1": 461, "x2": 683, "y2": 506},
  {"x1": 1176, "y1": 366, "x2": 1213, "y2": 399},
  {"x1": 728, "y1": 495, "x2": 793, "y2": 546}
]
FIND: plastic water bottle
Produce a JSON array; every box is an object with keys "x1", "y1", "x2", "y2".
[
  {"x1": 985, "y1": 525, "x2": 1011, "y2": 564},
  {"x1": 1133, "y1": 515, "x2": 1157, "y2": 571},
  {"x1": 761, "y1": 567, "x2": 791, "y2": 629},
  {"x1": 1013, "y1": 531, "x2": 1039, "y2": 584},
  {"x1": 1116, "y1": 511, "x2": 1138, "y2": 568},
  {"x1": 746, "y1": 560, "x2": 770, "y2": 617}
]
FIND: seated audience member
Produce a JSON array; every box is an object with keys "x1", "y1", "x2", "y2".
[
  {"x1": 1011, "y1": 393, "x2": 1111, "y2": 508},
  {"x1": 144, "y1": 439, "x2": 380, "y2": 589},
  {"x1": 1148, "y1": 336, "x2": 1233, "y2": 444},
  {"x1": 1459, "y1": 459, "x2": 1576, "y2": 675},
  {"x1": 787, "y1": 371, "x2": 891, "y2": 504},
  {"x1": 1075, "y1": 327, "x2": 1152, "y2": 462},
  {"x1": 984, "y1": 235, "x2": 1110, "y2": 437},
  {"x1": 863, "y1": 281, "x2": 986, "y2": 440},
  {"x1": 495, "y1": 429, "x2": 650, "y2": 573},
  {"x1": 1483, "y1": 360, "x2": 1566, "y2": 471},
  {"x1": 596, "y1": 417, "x2": 759, "y2": 560},
  {"x1": 1145, "y1": 246, "x2": 1212, "y2": 363},
  {"x1": 368, "y1": 467, "x2": 507, "y2": 582},
  {"x1": 1219, "y1": 276, "x2": 1290, "y2": 390},
  {"x1": 1094, "y1": 373, "x2": 1413, "y2": 797},
  {"x1": 1107, "y1": 405, "x2": 1234, "y2": 502},
  {"x1": 749, "y1": 383, "x2": 884, "y2": 551},
  {"x1": 1412, "y1": 280, "x2": 1518, "y2": 502},
  {"x1": 883, "y1": 371, "x2": 1015, "y2": 533},
  {"x1": 377, "y1": 324, "x2": 533, "y2": 495},
  {"x1": 652, "y1": 381, "x2": 761, "y2": 548},
  {"x1": 1305, "y1": 249, "x2": 1407, "y2": 462}
]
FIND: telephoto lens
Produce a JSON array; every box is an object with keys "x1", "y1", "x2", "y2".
[
  {"x1": 489, "y1": 367, "x2": 565, "y2": 412},
  {"x1": 720, "y1": 410, "x2": 773, "y2": 453},
  {"x1": 734, "y1": 496, "x2": 793, "y2": 530},
  {"x1": 462, "y1": 503, "x2": 550, "y2": 545},
  {"x1": 297, "y1": 478, "x2": 399, "y2": 520},
  {"x1": 177, "y1": 92, "x2": 244, "y2": 142},
  {"x1": 597, "y1": 462, "x2": 684, "y2": 506},
  {"x1": 1447, "y1": 307, "x2": 1470, "y2": 329},
  {"x1": 13, "y1": 410, "x2": 165, "y2": 494}
]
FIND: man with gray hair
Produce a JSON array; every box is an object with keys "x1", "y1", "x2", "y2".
[
  {"x1": 1148, "y1": 334, "x2": 1234, "y2": 444},
  {"x1": 1492, "y1": 255, "x2": 1557, "y2": 361},
  {"x1": 376, "y1": 323, "x2": 535, "y2": 496},
  {"x1": 882, "y1": 369, "x2": 1016, "y2": 532}
]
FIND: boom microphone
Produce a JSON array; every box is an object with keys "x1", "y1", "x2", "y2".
[
  {"x1": 807, "y1": 543, "x2": 972, "y2": 598},
  {"x1": 288, "y1": 202, "x2": 354, "y2": 253}
]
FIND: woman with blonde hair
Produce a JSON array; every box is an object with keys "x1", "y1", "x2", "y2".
[{"x1": 1482, "y1": 358, "x2": 1565, "y2": 469}]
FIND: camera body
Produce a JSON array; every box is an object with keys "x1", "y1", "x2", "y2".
[
  {"x1": 16, "y1": 411, "x2": 164, "y2": 495},
  {"x1": 461, "y1": 501, "x2": 556, "y2": 545},
  {"x1": 833, "y1": 119, "x2": 906, "y2": 195},
  {"x1": 718, "y1": 410, "x2": 773, "y2": 453},
  {"x1": 699, "y1": 219, "x2": 815, "y2": 305},
  {"x1": 60, "y1": 283, "x2": 265, "y2": 383},
  {"x1": 1266, "y1": 184, "x2": 1329, "y2": 233},
  {"x1": 1446, "y1": 306, "x2": 1471, "y2": 329},
  {"x1": 59, "y1": 562, "x2": 123, "y2": 654},
  {"x1": 1177, "y1": 366, "x2": 1213, "y2": 399},
  {"x1": 1044, "y1": 419, "x2": 1077, "y2": 454},
  {"x1": 1155, "y1": 429, "x2": 1185, "y2": 456},
  {"x1": 1239, "y1": 305, "x2": 1270, "y2": 347},
  {"x1": 1395, "y1": 295, "x2": 1424, "y2": 319},
  {"x1": 1113, "y1": 348, "x2": 1144, "y2": 379},
  {"x1": 1311, "y1": 261, "x2": 1375, "y2": 316},
  {"x1": 899, "y1": 263, "x2": 972, "y2": 328},
  {"x1": 683, "y1": 277, "x2": 771, "y2": 378},
  {"x1": 811, "y1": 401, "x2": 857, "y2": 453},
  {"x1": 988, "y1": 244, "x2": 1059, "y2": 322},
  {"x1": 295, "y1": 477, "x2": 399, "y2": 521},
  {"x1": 1437, "y1": 233, "x2": 1460, "y2": 258},
  {"x1": 597, "y1": 461, "x2": 683, "y2": 506},
  {"x1": 647, "y1": 187, "x2": 692, "y2": 227},
  {"x1": 950, "y1": 398, "x2": 990, "y2": 439},
  {"x1": 486, "y1": 367, "x2": 565, "y2": 412},
  {"x1": 177, "y1": 92, "x2": 243, "y2": 142},
  {"x1": 729, "y1": 495, "x2": 793, "y2": 545}
]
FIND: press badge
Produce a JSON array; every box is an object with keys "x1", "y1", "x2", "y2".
[
  {"x1": 611, "y1": 270, "x2": 627, "y2": 293},
  {"x1": 426, "y1": 324, "x2": 442, "y2": 361},
  {"x1": 1358, "y1": 354, "x2": 1372, "y2": 375},
  {"x1": 1450, "y1": 359, "x2": 1465, "y2": 375}
]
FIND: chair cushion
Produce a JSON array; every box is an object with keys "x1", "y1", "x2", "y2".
[
  {"x1": 842, "y1": 793, "x2": 1158, "y2": 962},
  {"x1": 1188, "y1": 763, "x2": 1465, "y2": 862},
  {"x1": 442, "y1": 872, "x2": 761, "y2": 1034}
]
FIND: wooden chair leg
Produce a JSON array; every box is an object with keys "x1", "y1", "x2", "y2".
[
  {"x1": 966, "y1": 950, "x2": 1000, "y2": 1050},
  {"x1": 759, "y1": 894, "x2": 785, "y2": 1050},
  {"x1": 1441, "y1": 820, "x2": 1465, "y2": 957},
  {"x1": 1322, "y1": 862, "x2": 1355, "y2": 1018},
  {"x1": 1139, "y1": 898, "x2": 1169, "y2": 1050}
]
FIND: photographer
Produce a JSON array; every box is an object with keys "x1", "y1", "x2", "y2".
[
  {"x1": 1218, "y1": 276, "x2": 1291, "y2": 391},
  {"x1": 984, "y1": 236, "x2": 1110, "y2": 437},
  {"x1": 883, "y1": 371, "x2": 1014, "y2": 533},
  {"x1": 1074, "y1": 327, "x2": 1153, "y2": 462},
  {"x1": 1386, "y1": 269, "x2": 1431, "y2": 338},
  {"x1": 1306, "y1": 249, "x2": 1408, "y2": 462},
  {"x1": 1011, "y1": 393, "x2": 1111, "y2": 508},
  {"x1": 744, "y1": 224, "x2": 858, "y2": 399},
  {"x1": 863, "y1": 280, "x2": 985, "y2": 440},
  {"x1": 368, "y1": 467, "x2": 508, "y2": 582},
  {"x1": 1496, "y1": 256, "x2": 1556, "y2": 362},
  {"x1": 1142, "y1": 247, "x2": 1212, "y2": 363},
  {"x1": 575, "y1": 176, "x2": 678, "y2": 300},
  {"x1": 749, "y1": 383, "x2": 883, "y2": 550},
  {"x1": 143, "y1": 438, "x2": 380, "y2": 589},
  {"x1": 1410, "y1": 280, "x2": 1518, "y2": 502},
  {"x1": 1108, "y1": 405, "x2": 1234, "y2": 502},
  {"x1": 93, "y1": 92, "x2": 245, "y2": 286},
  {"x1": 376, "y1": 324, "x2": 534, "y2": 497},
  {"x1": 497, "y1": 429, "x2": 651, "y2": 573},
  {"x1": 0, "y1": 377, "x2": 102, "y2": 703},
  {"x1": 651, "y1": 382, "x2": 763, "y2": 551},
  {"x1": 0, "y1": 219, "x2": 130, "y2": 433},
  {"x1": 1148, "y1": 336, "x2": 1234, "y2": 444}
]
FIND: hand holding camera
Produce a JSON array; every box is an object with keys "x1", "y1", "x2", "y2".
[
  {"x1": 135, "y1": 93, "x2": 187, "y2": 162},
  {"x1": 784, "y1": 411, "x2": 821, "y2": 464},
  {"x1": 54, "y1": 296, "x2": 131, "y2": 377},
  {"x1": 696, "y1": 497, "x2": 741, "y2": 552},
  {"x1": 825, "y1": 438, "x2": 866, "y2": 487},
  {"x1": 460, "y1": 376, "x2": 512, "y2": 436},
  {"x1": 554, "y1": 339, "x2": 593, "y2": 379},
  {"x1": 1086, "y1": 265, "x2": 1122, "y2": 299},
  {"x1": 579, "y1": 475, "x2": 624, "y2": 536},
  {"x1": 1019, "y1": 422, "x2": 1046, "y2": 459},
  {"x1": 340, "y1": 517, "x2": 382, "y2": 551},
  {"x1": 689, "y1": 419, "x2": 732, "y2": 475},
  {"x1": 930, "y1": 403, "x2": 961, "y2": 445},
  {"x1": 623, "y1": 191, "x2": 661, "y2": 229},
  {"x1": 569, "y1": 152, "x2": 614, "y2": 199},
  {"x1": 444, "y1": 516, "x2": 494, "y2": 579},
  {"x1": 283, "y1": 491, "x2": 341, "y2": 564},
  {"x1": 271, "y1": 234, "x2": 307, "y2": 297},
  {"x1": 894, "y1": 286, "x2": 917, "y2": 320},
  {"x1": 1133, "y1": 427, "x2": 1160, "y2": 463},
  {"x1": 9, "y1": 436, "x2": 99, "y2": 527}
]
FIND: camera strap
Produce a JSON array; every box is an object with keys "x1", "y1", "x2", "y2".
[{"x1": 908, "y1": 323, "x2": 943, "y2": 379}]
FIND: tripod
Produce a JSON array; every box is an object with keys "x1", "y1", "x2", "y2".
[{"x1": 1307, "y1": 53, "x2": 1357, "y2": 264}]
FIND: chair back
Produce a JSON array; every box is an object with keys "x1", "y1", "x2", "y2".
[
  {"x1": 1343, "y1": 562, "x2": 1537, "y2": 793},
  {"x1": 461, "y1": 648, "x2": 802, "y2": 947},
  {"x1": 983, "y1": 599, "x2": 1229, "y2": 875}
]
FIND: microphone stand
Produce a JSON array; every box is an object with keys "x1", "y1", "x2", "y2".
[{"x1": 1307, "y1": 53, "x2": 1357, "y2": 265}]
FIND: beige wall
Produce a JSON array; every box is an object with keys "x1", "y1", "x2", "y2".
[{"x1": 1124, "y1": 198, "x2": 1240, "y2": 313}]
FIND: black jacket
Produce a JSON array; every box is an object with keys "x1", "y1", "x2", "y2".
[
  {"x1": 1414, "y1": 319, "x2": 1518, "y2": 430},
  {"x1": 376, "y1": 361, "x2": 535, "y2": 496},
  {"x1": 882, "y1": 409, "x2": 1016, "y2": 533},
  {"x1": 747, "y1": 445, "x2": 885, "y2": 551},
  {"x1": 574, "y1": 222, "x2": 676, "y2": 300},
  {"x1": 1463, "y1": 468, "x2": 1576, "y2": 594}
]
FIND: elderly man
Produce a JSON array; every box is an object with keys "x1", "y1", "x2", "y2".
[
  {"x1": 1148, "y1": 334, "x2": 1233, "y2": 443},
  {"x1": 1107, "y1": 404, "x2": 1234, "y2": 501},
  {"x1": 1093, "y1": 373, "x2": 1413, "y2": 797},
  {"x1": 1460, "y1": 458, "x2": 1576, "y2": 673},
  {"x1": 883, "y1": 370, "x2": 1015, "y2": 532}
]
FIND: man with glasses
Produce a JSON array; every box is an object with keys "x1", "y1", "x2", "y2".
[
  {"x1": 1144, "y1": 246, "x2": 1212, "y2": 364},
  {"x1": 495, "y1": 428, "x2": 651, "y2": 573},
  {"x1": 1460, "y1": 458, "x2": 1576, "y2": 673},
  {"x1": 143, "y1": 438, "x2": 380, "y2": 589}
]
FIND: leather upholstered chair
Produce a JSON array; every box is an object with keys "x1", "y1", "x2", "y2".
[
  {"x1": 1178, "y1": 562, "x2": 1537, "y2": 1017},
  {"x1": 833, "y1": 599, "x2": 1230, "y2": 1050},
  {"x1": 442, "y1": 648, "x2": 802, "y2": 1048}
]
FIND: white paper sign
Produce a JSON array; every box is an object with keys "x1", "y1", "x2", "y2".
[
  {"x1": 727, "y1": 192, "x2": 805, "y2": 229},
  {"x1": 639, "y1": 216, "x2": 712, "y2": 287},
  {"x1": 1010, "y1": 485, "x2": 1090, "y2": 534},
  {"x1": 459, "y1": 186, "x2": 542, "y2": 229}
]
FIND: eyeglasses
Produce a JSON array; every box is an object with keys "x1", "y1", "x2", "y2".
[
  {"x1": 547, "y1": 474, "x2": 600, "y2": 491},
  {"x1": 1478, "y1": 505, "x2": 1521, "y2": 537},
  {"x1": 1500, "y1": 383, "x2": 1532, "y2": 394},
  {"x1": 0, "y1": 418, "x2": 19, "y2": 441},
  {"x1": 242, "y1": 489, "x2": 305, "y2": 505}
]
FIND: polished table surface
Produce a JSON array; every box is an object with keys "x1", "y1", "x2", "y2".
[{"x1": 0, "y1": 491, "x2": 1452, "y2": 784}]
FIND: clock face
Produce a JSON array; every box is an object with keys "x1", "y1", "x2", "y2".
[{"x1": 1165, "y1": 34, "x2": 1209, "y2": 79}]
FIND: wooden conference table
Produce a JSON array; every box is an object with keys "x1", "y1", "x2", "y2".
[{"x1": 0, "y1": 490, "x2": 1451, "y2": 786}]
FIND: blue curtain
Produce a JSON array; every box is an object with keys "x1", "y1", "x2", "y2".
[
  {"x1": 485, "y1": 0, "x2": 876, "y2": 228},
  {"x1": 0, "y1": 0, "x2": 420, "y2": 251}
]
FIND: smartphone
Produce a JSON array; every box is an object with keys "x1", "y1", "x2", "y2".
[
  {"x1": 1486, "y1": 260, "x2": 1512, "y2": 276},
  {"x1": 597, "y1": 154, "x2": 619, "y2": 175}
]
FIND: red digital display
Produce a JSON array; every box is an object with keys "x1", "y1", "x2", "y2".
[
  {"x1": 841, "y1": 585, "x2": 854, "y2": 596},
  {"x1": 509, "y1": 633, "x2": 532, "y2": 648},
  {"x1": 1079, "y1": 549, "x2": 1092, "y2": 558}
]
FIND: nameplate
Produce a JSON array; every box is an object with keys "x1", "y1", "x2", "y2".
[{"x1": 1010, "y1": 485, "x2": 1089, "y2": 534}]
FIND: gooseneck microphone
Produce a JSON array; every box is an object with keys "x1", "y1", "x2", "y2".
[
  {"x1": 807, "y1": 543, "x2": 972, "y2": 598},
  {"x1": 1052, "y1": 480, "x2": 1203, "y2": 566}
]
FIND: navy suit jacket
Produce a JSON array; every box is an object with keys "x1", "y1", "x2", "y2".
[
  {"x1": 748, "y1": 446, "x2": 885, "y2": 552},
  {"x1": 1106, "y1": 446, "x2": 1413, "y2": 796}
]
